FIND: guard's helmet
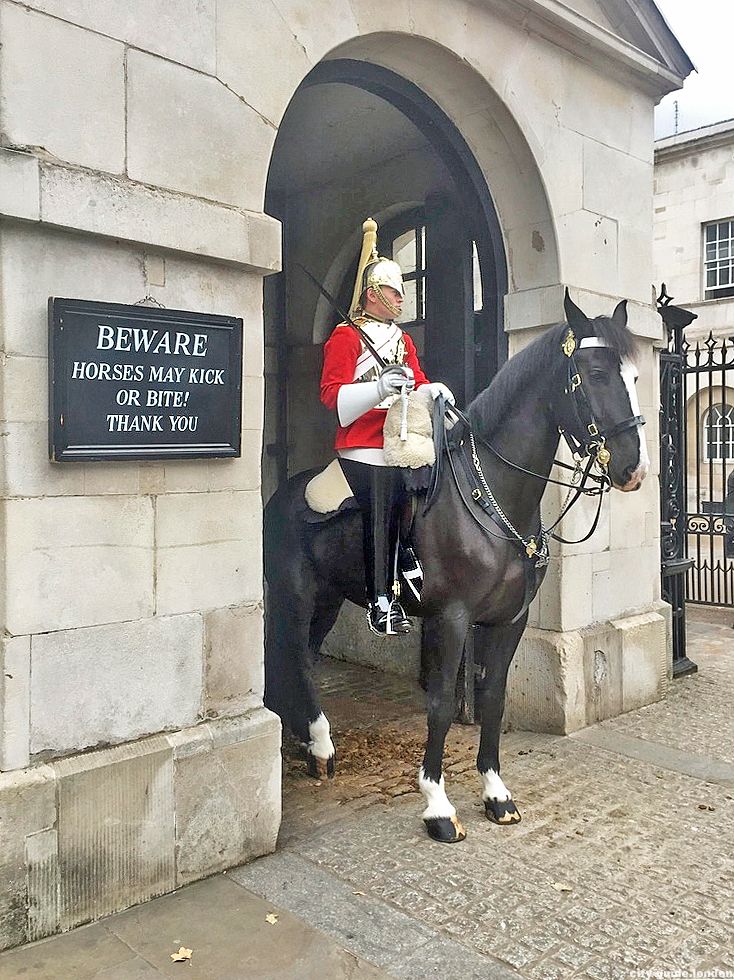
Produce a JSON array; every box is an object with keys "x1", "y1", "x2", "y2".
[
  {"x1": 349, "y1": 218, "x2": 405, "y2": 318},
  {"x1": 364, "y1": 257, "x2": 404, "y2": 298}
]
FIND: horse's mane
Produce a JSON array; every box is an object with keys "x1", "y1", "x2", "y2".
[{"x1": 467, "y1": 314, "x2": 638, "y2": 439}]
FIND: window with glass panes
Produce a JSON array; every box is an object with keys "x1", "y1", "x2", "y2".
[
  {"x1": 704, "y1": 403, "x2": 734, "y2": 460},
  {"x1": 386, "y1": 220, "x2": 484, "y2": 325},
  {"x1": 704, "y1": 220, "x2": 734, "y2": 300},
  {"x1": 390, "y1": 223, "x2": 426, "y2": 326}
]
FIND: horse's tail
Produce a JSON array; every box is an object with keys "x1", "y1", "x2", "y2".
[
  {"x1": 263, "y1": 473, "x2": 309, "y2": 577},
  {"x1": 263, "y1": 473, "x2": 323, "y2": 735}
]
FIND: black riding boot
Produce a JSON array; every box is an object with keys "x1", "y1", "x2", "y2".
[{"x1": 340, "y1": 460, "x2": 411, "y2": 636}]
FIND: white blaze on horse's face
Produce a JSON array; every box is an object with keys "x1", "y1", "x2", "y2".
[
  {"x1": 619, "y1": 358, "x2": 649, "y2": 492},
  {"x1": 580, "y1": 337, "x2": 649, "y2": 492}
]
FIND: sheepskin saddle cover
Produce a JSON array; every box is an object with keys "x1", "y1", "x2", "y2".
[{"x1": 304, "y1": 459, "x2": 355, "y2": 515}]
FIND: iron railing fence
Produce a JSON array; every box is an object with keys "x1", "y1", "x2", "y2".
[{"x1": 683, "y1": 332, "x2": 734, "y2": 605}]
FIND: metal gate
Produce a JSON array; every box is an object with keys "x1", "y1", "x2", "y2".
[
  {"x1": 658, "y1": 287, "x2": 698, "y2": 675},
  {"x1": 682, "y1": 333, "x2": 734, "y2": 605}
]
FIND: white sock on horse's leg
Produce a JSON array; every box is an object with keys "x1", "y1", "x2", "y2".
[
  {"x1": 308, "y1": 712, "x2": 335, "y2": 760},
  {"x1": 418, "y1": 767, "x2": 456, "y2": 819},
  {"x1": 480, "y1": 767, "x2": 521, "y2": 825},
  {"x1": 479, "y1": 768, "x2": 512, "y2": 802},
  {"x1": 418, "y1": 767, "x2": 466, "y2": 842}
]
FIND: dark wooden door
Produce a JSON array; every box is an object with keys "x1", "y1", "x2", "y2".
[{"x1": 423, "y1": 192, "x2": 475, "y2": 407}]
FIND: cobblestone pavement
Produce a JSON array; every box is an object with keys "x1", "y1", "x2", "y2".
[
  {"x1": 595, "y1": 617, "x2": 734, "y2": 765},
  {"x1": 247, "y1": 619, "x2": 734, "y2": 978},
  {"x1": 3, "y1": 620, "x2": 732, "y2": 979}
]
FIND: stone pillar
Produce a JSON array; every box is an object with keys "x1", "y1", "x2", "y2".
[
  {"x1": 0, "y1": 1, "x2": 282, "y2": 952},
  {"x1": 502, "y1": 302, "x2": 669, "y2": 733}
]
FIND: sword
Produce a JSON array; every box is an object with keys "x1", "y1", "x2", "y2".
[
  {"x1": 400, "y1": 386, "x2": 409, "y2": 442},
  {"x1": 298, "y1": 263, "x2": 389, "y2": 369}
]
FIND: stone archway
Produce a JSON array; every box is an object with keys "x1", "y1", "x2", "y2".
[
  {"x1": 261, "y1": 33, "x2": 561, "y2": 496},
  {"x1": 260, "y1": 34, "x2": 561, "y2": 682},
  {"x1": 251, "y1": 2, "x2": 670, "y2": 735}
]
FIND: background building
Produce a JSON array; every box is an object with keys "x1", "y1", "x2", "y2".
[
  {"x1": 655, "y1": 119, "x2": 734, "y2": 603},
  {"x1": 0, "y1": 0, "x2": 690, "y2": 949}
]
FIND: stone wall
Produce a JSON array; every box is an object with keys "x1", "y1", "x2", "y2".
[
  {"x1": 654, "y1": 121, "x2": 734, "y2": 326},
  {"x1": 653, "y1": 122, "x2": 734, "y2": 564},
  {"x1": 0, "y1": 0, "x2": 283, "y2": 950}
]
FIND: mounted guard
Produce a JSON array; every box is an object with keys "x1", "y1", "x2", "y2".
[
  {"x1": 265, "y1": 283, "x2": 649, "y2": 839},
  {"x1": 319, "y1": 218, "x2": 454, "y2": 636}
]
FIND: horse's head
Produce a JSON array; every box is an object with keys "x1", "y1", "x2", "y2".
[{"x1": 554, "y1": 290, "x2": 649, "y2": 492}]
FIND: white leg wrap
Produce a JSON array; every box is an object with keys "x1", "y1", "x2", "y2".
[
  {"x1": 418, "y1": 767, "x2": 456, "y2": 820},
  {"x1": 308, "y1": 712, "x2": 335, "y2": 760},
  {"x1": 480, "y1": 768, "x2": 512, "y2": 802}
]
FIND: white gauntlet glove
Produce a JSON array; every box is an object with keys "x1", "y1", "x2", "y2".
[
  {"x1": 424, "y1": 382, "x2": 455, "y2": 405},
  {"x1": 336, "y1": 366, "x2": 415, "y2": 428},
  {"x1": 376, "y1": 364, "x2": 415, "y2": 400}
]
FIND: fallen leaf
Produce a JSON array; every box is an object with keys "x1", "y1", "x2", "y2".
[
  {"x1": 265, "y1": 913, "x2": 279, "y2": 925},
  {"x1": 170, "y1": 947, "x2": 193, "y2": 963},
  {"x1": 551, "y1": 883, "x2": 573, "y2": 893}
]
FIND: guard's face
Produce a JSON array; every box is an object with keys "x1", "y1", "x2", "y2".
[{"x1": 365, "y1": 285, "x2": 403, "y2": 319}]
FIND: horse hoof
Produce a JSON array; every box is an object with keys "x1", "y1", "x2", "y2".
[
  {"x1": 307, "y1": 754, "x2": 336, "y2": 780},
  {"x1": 484, "y1": 798, "x2": 522, "y2": 825},
  {"x1": 423, "y1": 815, "x2": 466, "y2": 843}
]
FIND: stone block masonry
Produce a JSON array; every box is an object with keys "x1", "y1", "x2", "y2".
[
  {"x1": 505, "y1": 610, "x2": 668, "y2": 733},
  {"x1": 0, "y1": 163, "x2": 279, "y2": 947},
  {"x1": 0, "y1": 709, "x2": 281, "y2": 950}
]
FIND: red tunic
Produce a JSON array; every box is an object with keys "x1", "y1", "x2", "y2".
[{"x1": 320, "y1": 323, "x2": 429, "y2": 451}]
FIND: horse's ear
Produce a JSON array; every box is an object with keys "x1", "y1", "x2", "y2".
[
  {"x1": 563, "y1": 288, "x2": 590, "y2": 330},
  {"x1": 611, "y1": 298, "x2": 628, "y2": 329}
]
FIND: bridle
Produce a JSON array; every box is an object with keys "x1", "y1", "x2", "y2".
[
  {"x1": 558, "y1": 329, "x2": 646, "y2": 470},
  {"x1": 439, "y1": 326, "x2": 647, "y2": 565}
]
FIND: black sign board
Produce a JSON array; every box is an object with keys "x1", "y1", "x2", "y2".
[{"x1": 49, "y1": 298, "x2": 243, "y2": 462}]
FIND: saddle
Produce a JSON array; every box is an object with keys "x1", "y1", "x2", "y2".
[{"x1": 303, "y1": 459, "x2": 357, "y2": 517}]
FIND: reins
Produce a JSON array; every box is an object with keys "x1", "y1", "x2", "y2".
[{"x1": 431, "y1": 325, "x2": 646, "y2": 561}]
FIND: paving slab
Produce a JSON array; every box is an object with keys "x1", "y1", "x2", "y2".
[
  {"x1": 0, "y1": 922, "x2": 146, "y2": 979},
  {"x1": 231, "y1": 851, "x2": 516, "y2": 980},
  {"x1": 0, "y1": 876, "x2": 393, "y2": 980}
]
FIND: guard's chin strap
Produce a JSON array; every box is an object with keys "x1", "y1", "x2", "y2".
[
  {"x1": 372, "y1": 283, "x2": 402, "y2": 319},
  {"x1": 352, "y1": 305, "x2": 392, "y2": 324}
]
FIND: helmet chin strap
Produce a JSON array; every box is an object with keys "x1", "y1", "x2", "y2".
[{"x1": 372, "y1": 283, "x2": 402, "y2": 319}]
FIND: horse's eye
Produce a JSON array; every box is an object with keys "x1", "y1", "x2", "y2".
[{"x1": 589, "y1": 370, "x2": 608, "y2": 383}]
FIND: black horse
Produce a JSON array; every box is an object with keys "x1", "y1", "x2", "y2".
[{"x1": 264, "y1": 292, "x2": 649, "y2": 843}]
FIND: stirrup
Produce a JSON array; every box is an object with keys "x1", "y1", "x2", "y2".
[{"x1": 367, "y1": 599, "x2": 412, "y2": 636}]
